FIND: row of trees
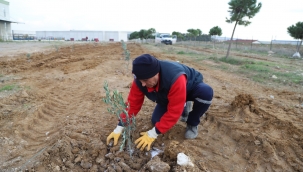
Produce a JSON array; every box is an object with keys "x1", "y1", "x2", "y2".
[
  {"x1": 129, "y1": 0, "x2": 302, "y2": 58},
  {"x1": 129, "y1": 28, "x2": 156, "y2": 40},
  {"x1": 129, "y1": 27, "x2": 223, "y2": 42},
  {"x1": 172, "y1": 27, "x2": 222, "y2": 41}
]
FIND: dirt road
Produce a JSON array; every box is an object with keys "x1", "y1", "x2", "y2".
[{"x1": 0, "y1": 42, "x2": 303, "y2": 171}]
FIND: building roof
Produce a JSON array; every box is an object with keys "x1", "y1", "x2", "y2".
[
  {"x1": 0, "y1": 19, "x2": 22, "y2": 23},
  {"x1": 0, "y1": 0, "x2": 21, "y2": 23},
  {"x1": 0, "y1": 0, "x2": 9, "y2": 5}
]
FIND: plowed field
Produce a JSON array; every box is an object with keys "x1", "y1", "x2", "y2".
[{"x1": 1, "y1": 41, "x2": 303, "y2": 172}]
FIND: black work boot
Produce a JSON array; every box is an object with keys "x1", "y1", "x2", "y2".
[
  {"x1": 180, "y1": 101, "x2": 193, "y2": 122},
  {"x1": 180, "y1": 113, "x2": 188, "y2": 122},
  {"x1": 185, "y1": 124, "x2": 198, "y2": 139}
]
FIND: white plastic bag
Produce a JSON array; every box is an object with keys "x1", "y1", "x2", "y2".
[
  {"x1": 177, "y1": 153, "x2": 194, "y2": 167},
  {"x1": 292, "y1": 52, "x2": 301, "y2": 58}
]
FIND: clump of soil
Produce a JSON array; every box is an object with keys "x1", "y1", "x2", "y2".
[
  {"x1": 231, "y1": 94, "x2": 255, "y2": 108},
  {"x1": 37, "y1": 137, "x2": 185, "y2": 171}
]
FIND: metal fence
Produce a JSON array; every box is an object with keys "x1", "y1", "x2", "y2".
[
  {"x1": 177, "y1": 35, "x2": 212, "y2": 42},
  {"x1": 174, "y1": 40, "x2": 302, "y2": 58},
  {"x1": 10, "y1": 30, "x2": 36, "y2": 41},
  {"x1": 132, "y1": 38, "x2": 302, "y2": 58}
]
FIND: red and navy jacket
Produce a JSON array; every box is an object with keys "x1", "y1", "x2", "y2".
[{"x1": 121, "y1": 60, "x2": 203, "y2": 134}]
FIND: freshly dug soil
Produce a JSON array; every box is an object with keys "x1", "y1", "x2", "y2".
[{"x1": 0, "y1": 42, "x2": 303, "y2": 171}]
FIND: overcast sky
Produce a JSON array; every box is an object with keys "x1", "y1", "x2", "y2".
[{"x1": 6, "y1": 0, "x2": 303, "y2": 41}]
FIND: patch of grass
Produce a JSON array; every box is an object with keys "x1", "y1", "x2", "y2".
[
  {"x1": 239, "y1": 64, "x2": 303, "y2": 85},
  {"x1": 251, "y1": 72, "x2": 302, "y2": 85},
  {"x1": 250, "y1": 73, "x2": 269, "y2": 83},
  {"x1": 0, "y1": 84, "x2": 17, "y2": 92},
  {"x1": 219, "y1": 57, "x2": 254, "y2": 65},
  {"x1": 273, "y1": 72, "x2": 303, "y2": 84},
  {"x1": 195, "y1": 56, "x2": 207, "y2": 61},
  {"x1": 208, "y1": 56, "x2": 220, "y2": 63},
  {"x1": 176, "y1": 50, "x2": 197, "y2": 55},
  {"x1": 238, "y1": 48, "x2": 268, "y2": 56},
  {"x1": 219, "y1": 64, "x2": 230, "y2": 70},
  {"x1": 202, "y1": 44, "x2": 213, "y2": 49},
  {"x1": 242, "y1": 64, "x2": 270, "y2": 72},
  {"x1": 177, "y1": 51, "x2": 185, "y2": 54},
  {"x1": 212, "y1": 56, "x2": 302, "y2": 85}
]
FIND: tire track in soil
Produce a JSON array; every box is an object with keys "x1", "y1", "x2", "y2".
[
  {"x1": 1, "y1": 43, "x2": 125, "y2": 171},
  {"x1": 10, "y1": 92, "x2": 69, "y2": 169}
]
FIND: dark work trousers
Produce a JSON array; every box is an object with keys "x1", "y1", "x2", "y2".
[{"x1": 151, "y1": 82, "x2": 213, "y2": 126}]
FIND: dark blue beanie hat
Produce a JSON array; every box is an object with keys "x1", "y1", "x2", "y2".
[{"x1": 132, "y1": 54, "x2": 160, "y2": 80}]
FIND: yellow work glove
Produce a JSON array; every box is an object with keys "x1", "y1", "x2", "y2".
[
  {"x1": 134, "y1": 127, "x2": 158, "y2": 151},
  {"x1": 106, "y1": 125, "x2": 124, "y2": 145}
]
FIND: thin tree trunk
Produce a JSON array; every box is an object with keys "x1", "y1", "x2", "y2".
[
  {"x1": 213, "y1": 35, "x2": 217, "y2": 49},
  {"x1": 226, "y1": 21, "x2": 238, "y2": 58},
  {"x1": 297, "y1": 40, "x2": 302, "y2": 52}
]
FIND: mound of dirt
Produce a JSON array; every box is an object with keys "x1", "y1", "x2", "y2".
[{"x1": 231, "y1": 94, "x2": 255, "y2": 108}]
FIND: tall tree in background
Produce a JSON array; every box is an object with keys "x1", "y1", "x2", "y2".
[
  {"x1": 137, "y1": 28, "x2": 157, "y2": 39},
  {"x1": 197, "y1": 29, "x2": 202, "y2": 41},
  {"x1": 187, "y1": 29, "x2": 199, "y2": 41},
  {"x1": 172, "y1": 31, "x2": 184, "y2": 40},
  {"x1": 129, "y1": 31, "x2": 139, "y2": 39},
  {"x1": 138, "y1": 29, "x2": 148, "y2": 39},
  {"x1": 147, "y1": 28, "x2": 156, "y2": 39},
  {"x1": 130, "y1": 28, "x2": 156, "y2": 40},
  {"x1": 287, "y1": 21, "x2": 303, "y2": 56},
  {"x1": 209, "y1": 26, "x2": 222, "y2": 38},
  {"x1": 225, "y1": 0, "x2": 262, "y2": 58},
  {"x1": 197, "y1": 29, "x2": 202, "y2": 37},
  {"x1": 209, "y1": 26, "x2": 222, "y2": 47}
]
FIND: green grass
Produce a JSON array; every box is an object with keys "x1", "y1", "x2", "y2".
[
  {"x1": 248, "y1": 72, "x2": 303, "y2": 85},
  {"x1": 273, "y1": 72, "x2": 303, "y2": 84},
  {"x1": 176, "y1": 51, "x2": 197, "y2": 56},
  {"x1": 220, "y1": 57, "x2": 247, "y2": 65},
  {"x1": 251, "y1": 74, "x2": 267, "y2": 83},
  {"x1": 206, "y1": 56, "x2": 303, "y2": 86},
  {"x1": 0, "y1": 84, "x2": 17, "y2": 92},
  {"x1": 195, "y1": 56, "x2": 207, "y2": 61},
  {"x1": 208, "y1": 56, "x2": 220, "y2": 63},
  {"x1": 242, "y1": 64, "x2": 270, "y2": 72},
  {"x1": 177, "y1": 51, "x2": 185, "y2": 54}
]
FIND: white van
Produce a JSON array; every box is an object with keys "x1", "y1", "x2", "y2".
[{"x1": 155, "y1": 34, "x2": 177, "y2": 45}]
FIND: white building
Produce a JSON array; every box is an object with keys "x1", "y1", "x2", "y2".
[
  {"x1": 35, "y1": 30, "x2": 132, "y2": 42},
  {"x1": 0, "y1": 0, "x2": 17, "y2": 41},
  {"x1": 2, "y1": 0, "x2": 131, "y2": 42}
]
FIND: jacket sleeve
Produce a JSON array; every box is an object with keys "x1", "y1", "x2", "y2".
[
  {"x1": 119, "y1": 80, "x2": 144, "y2": 124},
  {"x1": 155, "y1": 75, "x2": 187, "y2": 133}
]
